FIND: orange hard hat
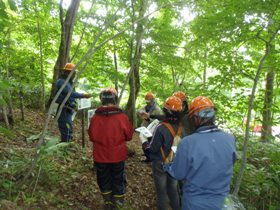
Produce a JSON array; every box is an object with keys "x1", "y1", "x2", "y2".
[
  {"x1": 164, "y1": 96, "x2": 182, "y2": 112},
  {"x1": 188, "y1": 96, "x2": 215, "y2": 118},
  {"x1": 172, "y1": 91, "x2": 187, "y2": 102},
  {"x1": 145, "y1": 92, "x2": 154, "y2": 101},
  {"x1": 64, "y1": 63, "x2": 75, "y2": 71}
]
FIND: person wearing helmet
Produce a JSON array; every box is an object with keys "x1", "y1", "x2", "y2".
[
  {"x1": 88, "y1": 88, "x2": 134, "y2": 210},
  {"x1": 172, "y1": 91, "x2": 194, "y2": 135},
  {"x1": 139, "y1": 92, "x2": 164, "y2": 122},
  {"x1": 55, "y1": 63, "x2": 92, "y2": 142},
  {"x1": 164, "y1": 96, "x2": 237, "y2": 210},
  {"x1": 148, "y1": 96, "x2": 187, "y2": 210},
  {"x1": 138, "y1": 92, "x2": 162, "y2": 163},
  {"x1": 141, "y1": 91, "x2": 194, "y2": 134},
  {"x1": 139, "y1": 92, "x2": 162, "y2": 127}
]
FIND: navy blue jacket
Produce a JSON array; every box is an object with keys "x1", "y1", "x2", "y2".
[{"x1": 55, "y1": 78, "x2": 85, "y2": 108}]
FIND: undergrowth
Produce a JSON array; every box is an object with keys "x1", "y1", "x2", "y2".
[{"x1": 232, "y1": 136, "x2": 280, "y2": 210}]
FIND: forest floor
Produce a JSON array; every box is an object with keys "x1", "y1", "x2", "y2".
[{"x1": 0, "y1": 109, "x2": 157, "y2": 210}]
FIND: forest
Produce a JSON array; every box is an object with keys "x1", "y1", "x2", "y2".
[{"x1": 0, "y1": 0, "x2": 279, "y2": 209}]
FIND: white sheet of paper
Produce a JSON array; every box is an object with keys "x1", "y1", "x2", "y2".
[
  {"x1": 135, "y1": 126, "x2": 153, "y2": 138},
  {"x1": 87, "y1": 109, "x2": 96, "y2": 128},
  {"x1": 77, "y1": 98, "x2": 91, "y2": 110},
  {"x1": 171, "y1": 146, "x2": 177, "y2": 153}
]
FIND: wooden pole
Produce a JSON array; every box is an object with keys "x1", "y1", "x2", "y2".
[{"x1": 82, "y1": 109, "x2": 85, "y2": 148}]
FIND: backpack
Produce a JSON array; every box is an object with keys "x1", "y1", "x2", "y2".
[{"x1": 160, "y1": 122, "x2": 183, "y2": 163}]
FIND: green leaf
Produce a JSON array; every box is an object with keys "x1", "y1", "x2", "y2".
[
  {"x1": 43, "y1": 136, "x2": 60, "y2": 148},
  {"x1": 26, "y1": 133, "x2": 41, "y2": 144},
  {"x1": 44, "y1": 142, "x2": 70, "y2": 154},
  {"x1": 66, "y1": 123, "x2": 70, "y2": 129}
]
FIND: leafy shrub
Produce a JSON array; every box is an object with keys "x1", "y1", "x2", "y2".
[{"x1": 232, "y1": 137, "x2": 280, "y2": 210}]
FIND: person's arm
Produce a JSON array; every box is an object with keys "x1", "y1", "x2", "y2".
[
  {"x1": 88, "y1": 116, "x2": 96, "y2": 142},
  {"x1": 150, "y1": 114, "x2": 165, "y2": 121},
  {"x1": 71, "y1": 91, "x2": 91, "y2": 99},
  {"x1": 163, "y1": 139, "x2": 189, "y2": 180},
  {"x1": 123, "y1": 115, "x2": 134, "y2": 141},
  {"x1": 139, "y1": 111, "x2": 165, "y2": 121},
  {"x1": 149, "y1": 126, "x2": 164, "y2": 153},
  {"x1": 57, "y1": 80, "x2": 92, "y2": 99}
]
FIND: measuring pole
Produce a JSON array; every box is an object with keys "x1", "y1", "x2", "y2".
[{"x1": 82, "y1": 109, "x2": 85, "y2": 148}]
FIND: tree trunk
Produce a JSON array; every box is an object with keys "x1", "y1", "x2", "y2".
[
  {"x1": 161, "y1": 64, "x2": 164, "y2": 91},
  {"x1": 233, "y1": 23, "x2": 280, "y2": 196},
  {"x1": 113, "y1": 44, "x2": 119, "y2": 92},
  {"x1": 261, "y1": 69, "x2": 275, "y2": 141},
  {"x1": 5, "y1": 30, "x2": 14, "y2": 125},
  {"x1": 203, "y1": 50, "x2": 207, "y2": 90},
  {"x1": 6, "y1": 94, "x2": 14, "y2": 126},
  {"x1": 48, "y1": 0, "x2": 81, "y2": 106},
  {"x1": 20, "y1": 89, "x2": 25, "y2": 121},
  {"x1": 34, "y1": 0, "x2": 45, "y2": 111},
  {"x1": 0, "y1": 96, "x2": 9, "y2": 128},
  {"x1": 172, "y1": 66, "x2": 177, "y2": 92},
  {"x1": 126, "y1": 0, "x2": 149, "y2": 127}
]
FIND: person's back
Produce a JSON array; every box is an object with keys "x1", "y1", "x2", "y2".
[
  {"x1": 89, "y1": 105, "x2": 133, "y2": 162},
  {"x1": 88, "y1": 87, "x2": 133, "y2": 210},
  {"x1": 55, "y1": 78, "x2": 75, "y2": 107},
  {"x1": 179, "y1": 126, "x2": 236, "y2": 209},
  {"x1": 149, "y1": 96, "x2": 185, "y2": 210}
]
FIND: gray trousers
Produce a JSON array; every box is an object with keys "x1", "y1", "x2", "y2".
[{"x1": 152, "y1": 160, "x2": 181, "y2": 210}]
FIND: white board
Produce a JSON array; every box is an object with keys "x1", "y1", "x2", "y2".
[
  {"x1": 77, "y1": 98, "x2": 91, "y2": 110},
  {"x1": 87, "y1": 109, "x2": 96, "y2": 128}
]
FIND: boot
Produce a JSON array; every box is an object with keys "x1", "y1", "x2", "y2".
[
  {"x1": 113, "y1": 194, "x2": 124, "y2": 210},
  {"x1": 102, "y1": 191, "x2": 113, "y2": 210}
]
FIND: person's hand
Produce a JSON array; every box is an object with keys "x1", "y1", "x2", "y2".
[
  {"x1": 139, "y1": 111, "x2": 150, "y2": 120},
  {"x1": 84, "y1": 93, "x2": 92, "y2": 98},
  {"x1": 142, "y1": 141, "x2": 150, "y2": 150}
]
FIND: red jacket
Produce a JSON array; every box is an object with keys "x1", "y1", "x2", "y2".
[{"x1": 88, "y1": 106, "x2": 134, "y2": 163}]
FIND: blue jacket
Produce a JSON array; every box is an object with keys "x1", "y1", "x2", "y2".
[
  {"x1": 55, "y1": 78, "x2": 85, "y2": 108},
  {"x1": 164, "y1": 125, "x2": 236, "y2": 210}
]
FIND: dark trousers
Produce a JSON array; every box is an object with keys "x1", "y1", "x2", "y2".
[
  {"x1": 152, "y1": 160, "x2": 180, "y2": 210},
  {"x1": 94, "y1": 161, "x2": 126, "y2": 196},
  {"x1": 57, "y1": 108, "x2": 73, "y2": 142}
]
